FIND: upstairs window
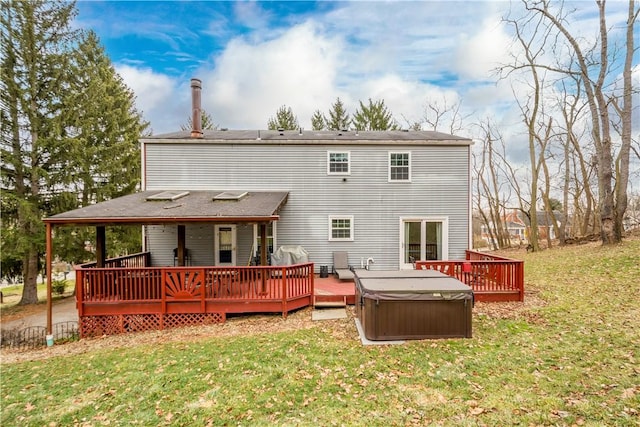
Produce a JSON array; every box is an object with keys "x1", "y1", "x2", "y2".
[
  {"x1": 329, "y1": 215, "x2": 354, "y2": 241},
  {"x1": 328, "y1": 151, "x2": 350, "y2": 175},
  {"x1": 389, "y1": 152, "x2": 411, "y2": 182}
]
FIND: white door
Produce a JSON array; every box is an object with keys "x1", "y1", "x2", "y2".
[
  {"x1": 399, "y1": 217, "x2": 448, "y2": 269},
  {"x1": 214, "y1": 225, "x2": 237, "y2": 266}
]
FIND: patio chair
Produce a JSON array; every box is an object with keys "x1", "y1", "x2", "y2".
[{"x1": 332, "y1": 251, "x2": 354, "y2": 280}]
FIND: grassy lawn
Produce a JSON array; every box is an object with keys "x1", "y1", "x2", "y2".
[{"x1": 1, "y1": 240, "x2": 639, "y2": 426}]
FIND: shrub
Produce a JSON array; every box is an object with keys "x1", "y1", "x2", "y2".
[{"x1": 52, "y1": 279, "x2": 66, "y2": 296}]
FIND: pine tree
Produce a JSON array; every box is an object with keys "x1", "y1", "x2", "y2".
[
  {"x1": 1, "y1": 1, "x2": 148, "y2": 303},
  {"x1": 1, "y1": 0, "x2": 80, "y2": 304},
  {"x1": 53, "y1": 30, "x2": 149, "y2": 263},
  {"x1": 352, "y1": 98, "x2": 399, "y2": 131},
  {"x1": 267, "y1": 105, "x2": 299, "y2": 130},
  {"x1": 310, "y1": 110, "x2": 325, "y2": 130},
  {"x1": 325, "y1": 97, "x2": 350, "y2": 130},
  {"x1": 181, "y1": 109, "x2": 218, "y2": 131}
]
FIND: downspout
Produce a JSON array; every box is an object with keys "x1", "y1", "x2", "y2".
[
  {"x1": 141, "y1": 140, "x2": 147, "y2": 253},
  {"x1": 468, "y1": 142, "x2": 473, "y2": 250},
  {"x1": 46, "y1": 223, "x2": 53, "y2": 335}
]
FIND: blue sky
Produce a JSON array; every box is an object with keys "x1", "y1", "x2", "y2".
[{"x1": 75, "y1": 1, "x2": 638, "y2": 146}]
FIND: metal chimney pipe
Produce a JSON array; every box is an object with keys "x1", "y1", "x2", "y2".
[{"x1": 190, "y1": 78, "x2": 203, "y2": 138}]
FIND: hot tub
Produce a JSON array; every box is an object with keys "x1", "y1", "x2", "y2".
[{"x1": 354, "y1": 270, "x2": 473, "y2": 340}]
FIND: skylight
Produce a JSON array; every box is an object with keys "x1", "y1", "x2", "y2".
[
  {"x1": 213, "y1": 191, "x2": 248, "y2": 201},
  {"x1": 146, "y1": 191, "x2": 190, "y2": 201}
]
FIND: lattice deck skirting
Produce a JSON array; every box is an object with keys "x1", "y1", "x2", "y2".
[{"x1": 80, "y1": 313, "x2": 226, "y2": 338}]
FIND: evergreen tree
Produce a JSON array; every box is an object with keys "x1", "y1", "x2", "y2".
[
  {"x1": 54, "y1": 30, "x2": 149, "y2": 263},
  {"x1": 1, "y1": 0, "x2": 80, "y2": 304},
  {"x1": 325, "y1": 97, "x2": 350, "y2": 130},
  {"x1": 1, "y1": 1, "x2": 148, "y2": 303},
  {"x1": 181, "y1": 109, "x2": 218, "y2": 131},
  {"x1": 352, "y1": 98, "x2": 399, "y2": 131},
  {"x1": 310, "y1": 110, "x2": 325, "y2": 130},
  {"x1": 267, "y1": 105, "x2": 299, "y2": 130}
]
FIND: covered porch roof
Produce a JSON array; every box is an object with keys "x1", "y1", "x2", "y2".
[
  {"x1": 41, "y1": 190, "x2": 289, "y2": 334},
  {"x1": 43, "y1": 190, "x2": 289, "y2": 226}
]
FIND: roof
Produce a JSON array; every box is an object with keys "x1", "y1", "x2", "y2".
[
  {"x1": 43, "y1": 190, "x2": 289, "y2": 226},
  {"x1": 143, "y1": 129, "x2": 472, "y2": 145},
  {"x1": 520, "y1": 211, "x2": 564, "y2": 227}
]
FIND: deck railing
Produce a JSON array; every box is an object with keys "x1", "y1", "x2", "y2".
[
  {"x1": 76, "y1": 262, "x2": 314, "y2": 315},
  {"x1": 415, "y1": 250, "x2": 524, "y2": 302},
  {"x1": 79, "y1": 252, "x2": 151, "y2": 269}
]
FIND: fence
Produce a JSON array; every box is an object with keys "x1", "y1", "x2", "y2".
[{"x1": 0, "y1": 321, "x2": 79, "y2": 350}]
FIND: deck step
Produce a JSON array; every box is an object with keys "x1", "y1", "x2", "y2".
[
  {"x1": 313, "y1": 295, "x2": 347, "y2": 308},
  {"x1": 314, "y1": 300, "x2": 347, "y2": 308}
]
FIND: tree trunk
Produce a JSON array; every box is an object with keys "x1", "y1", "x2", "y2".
[
  {"x1": 19, "y1": 248, "x2": 39, "y2": 305},
  {"x1": 612, "y1": 0, "x2": 635, "y2": 240},
  {"x1": 527, "y1": 1, "x2": 631, "y2": 245}
]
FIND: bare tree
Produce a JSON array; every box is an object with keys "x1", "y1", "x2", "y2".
[
  {"x1": 525, "y1": 0, "x2": 638, "y2": 244},
  {"x1": 500, "y1": 7, "x2": 558, "y2": 251},
  {"x1": 422, "y1": 95, "x2": 470, "y2": 135},
  {"x1": 473, "y1": 120, "x2": 513, "y2": 250}
]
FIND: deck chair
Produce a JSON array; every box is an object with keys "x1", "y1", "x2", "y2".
[{"x1": 332, "y1": 251, "x2": 354, "y2": 280}]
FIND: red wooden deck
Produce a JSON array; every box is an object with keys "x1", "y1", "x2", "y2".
[
  {"x1": 74, "y1": 250, "x2": 522, "y2": 337},
  {"x1": 75, "y1": 256, "x2": 357, "y2": 337},
  {"x1": 416, "y1": 250, "x2": 524, "y2": 302},
  {"x1": 314, "y1": 276, "x2": 355, "y2": 305}
]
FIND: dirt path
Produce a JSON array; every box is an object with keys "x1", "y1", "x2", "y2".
[{"x1": 0, "y1": 296, "x2": 78, "y2": 330}]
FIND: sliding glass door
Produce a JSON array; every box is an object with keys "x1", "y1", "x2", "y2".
[{"x1": 400, "y1": 217, "x2": 448, "y2": 269}]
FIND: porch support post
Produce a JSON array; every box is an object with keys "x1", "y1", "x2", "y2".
[
  {"x1": 46, "y1": 223, "x2": 53, "y2": 335},
  {"x1": 259, "y1": 223, "x2": 267, "y2": 266},
  {"x1": 96, "y1": 226, "x2": 106, "y2": 268},
  {"x1": 177, "y1": 225, "x2": 186, "y2": 266},
  {"x1": 260, "y1": 223, "x2": 268, "y2": 293}
]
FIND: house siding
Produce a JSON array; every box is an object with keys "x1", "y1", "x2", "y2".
[{"x1": 144, "y1": 141, "x2": 470, "y2": 270}]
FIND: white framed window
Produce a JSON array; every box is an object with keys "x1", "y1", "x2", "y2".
[
  {"x1": 328, "y1": 215, "x2": 354, "y2": 241},
  {"x1": 327, "y1": 151, "x2": 351, "y2": 175},
  {"x1": 389, "y1": 152, "x2": 411, "y2": 182}
]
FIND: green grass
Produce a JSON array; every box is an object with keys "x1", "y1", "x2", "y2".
[
  {"x1": 2, "y1": 240, "x2": 639, "y2": 426},
  {"x1": 1, "y1": 281, "x2": 74, "y2": 317}
]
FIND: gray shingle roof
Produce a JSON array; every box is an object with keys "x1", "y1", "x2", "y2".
[
  {"x1": 44, "y1": 191, "x2": 289, "y2": 225},
  {"x1": 144, "y1": 129, "x2": 471, "y2": 144}
]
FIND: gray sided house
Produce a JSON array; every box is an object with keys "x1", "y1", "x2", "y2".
[
  {"x1": 142, "y1": 128, "x2": 472, "y2": 272},
  {"x1": 41, "y1": 80, "x2": 520, "y2": 337}
]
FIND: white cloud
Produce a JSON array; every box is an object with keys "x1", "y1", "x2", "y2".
[
  {"x1": 454, "y1": 15, "x2": 512, "y2": 80},
  {"x1": 200, "y1": 21, "x2": 341, "y2": 129},
  {"x1": 110, "y1": 0, "x2": 636, "y2": 150},
  {"x1": 115, "y1": 65, "x2": 184, "y2": 134}
]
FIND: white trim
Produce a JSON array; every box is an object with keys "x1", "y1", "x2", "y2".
[
  {"x1": 388, "y1": 151, "x2": 411, "y2": 182},
  {"x1": 141, "y1": 141, "x2": 147, "y2": 190},
  {"x1": 398, "y1": 216, "x2": 449, "y2": 269},
  {"x1": 328, "y1": 215, "x2": 354, "y2": 241},
  {"x1": 327, "y1": 151, "x2": 351, "y2": 175},
  {"x1": 214, "y1": 224, "x2": 237, "y2": 266}
]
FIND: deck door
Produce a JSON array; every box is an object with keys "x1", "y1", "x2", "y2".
[
  {"x1": 214, "y1": 225, "x2": 237, "y2": 266},
  {"x1": 400, "y1": 217, "x2": 449, "y2": 269}
]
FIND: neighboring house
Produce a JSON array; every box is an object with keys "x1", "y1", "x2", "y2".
[
  {"x1": 479, "y1": 210, "x2": 527, "y2": 248},
  {"x1": 480, "y1": 209, "x2": 567, "y2": 247},
  {"x1": 524, "y1": 210, "x2": 565, "y2": 241},
  {"x1": 141, "y1": 83, "x2": 473, "y2": 272}
]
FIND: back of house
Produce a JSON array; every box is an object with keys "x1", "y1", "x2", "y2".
[{"x1": 141, "y1": 127, "x2": 472, "y2": 272}]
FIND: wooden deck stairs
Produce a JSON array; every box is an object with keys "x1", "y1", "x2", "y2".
[{"x1": 313, "y1": 294, "x2": 348, "y2": 308}]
